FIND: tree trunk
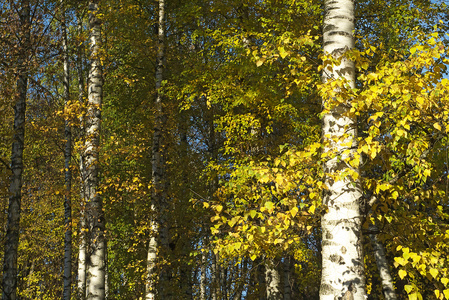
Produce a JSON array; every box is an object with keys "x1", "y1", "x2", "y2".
[
  {"x1": 211, "y1": 252, "x2": 219, "y2": 300},
  {"x1": 2, "y1": 1, "x2": 30, "y2": 299},
  {"x1": 221, "y1": 264, "x2": 228, "y2": 300},
  {"x1": 85, "y1": 1, "x2": 106, "y2": 299},
  {"x1": 283, "y1": 257, "x2": 291, "y2": 300},
  {"x1": 258, "y1": 261, "x2": 267, "y2": 300},
  {"x1": 77, "y1": 10, "x2": 88, "y2": 300},
  {"x1": 265, "y1": 260, "x2": 281, "y2": 300},
  {"x1": 200, "y1": 247, "x2": 207, "y2": 300},
  {"x1": 145, "y1": 0, "x2": 168, "y2": 298},
  {"x1": 320, "y1": 0, "x2": 367, "y2": 299},
  {"x1": 369, "y1": 227, "x2": 397, "y2": 300},
  {"x1": 62, "y1": 2, "x2": 72, "y2": 299}
]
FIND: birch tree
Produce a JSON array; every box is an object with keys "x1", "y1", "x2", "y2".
[
  {"x1": 265, "y1": 260, "x2": 281, "y2": 300},
  {"x1": 320, "y1": 0, "x2": 367, "y2": 299},
  {"x1": 84, "y1": 0, "x2": 106, "y2": 298},
  {"x1": 77, "y1": 9, "x2": 88, "y2": 299},
  {"x1": 61, "y1": 1, "x2": 72, "y2": 299},
  {"x1": 146, "y1": 0, "x2": 169, "y2": 298},
  {"x1": 2, "y1": 1, "x2": 31, "y2": 299}
]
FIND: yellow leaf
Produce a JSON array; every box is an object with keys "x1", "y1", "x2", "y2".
[
  {"x1": 408, "y1": 292, "x2": 418, "y2": 300},
  {"x1": 290, "y1": 207, "x2": 298, "y2": 218},
  {"x1": 410, "y1": 47, "x2": 417, "y2": 55},
  {"x1": 308, "y1": 204, "x2": 316, "y2": 214},
  {"x1": 256, "y1": 57, "x2": 265, "y2": 67},
  {"x1": 399, "y1": 269, "x2": 407, "y2": 279},
  {"x1": 279, "y1": 46, "x2": 288, "y2": 59},
  {"x1": 441, "y1": 277, "x2": 449, "y2": 286},
  {"x1": 434, "y1": 123, "x2": 442, "y2": 131},
  {"x1": 430, "y1": 268, "x2": 439, "y2": 279},
  {"x1": 443, "y1": 289, "x2": 449, "y2": 299},
  {"x1": 265, "y1": 201, "x2": 275, "y2": 211},
  {"x1": 203, "y1": 202, "x2": 210, "y2": 209},
  {"x1": 216, "y1": 205, "x2": 223, "y2": 213},
  {"x1": 404, "y1": 285, "x2": 414, "y2": 294},
  {"x1": 250, "y1": 254, "x2": 257, "y2": 261},
  {"x1": 394, "y1": 257, "x2": 407, "y2": 266},
  {"x1": 250, "y1": 210, "x2": 257, "y2": 219}
]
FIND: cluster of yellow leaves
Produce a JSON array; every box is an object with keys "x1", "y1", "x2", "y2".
[{"x1": 208, "y1": 144, "x2": 323, "y2": 259}]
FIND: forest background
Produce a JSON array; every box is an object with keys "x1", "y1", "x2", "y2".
[{"x1": 0, "y1": 0, "x2": 449, "y2": 299}]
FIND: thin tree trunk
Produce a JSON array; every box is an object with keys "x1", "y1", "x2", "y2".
[
  {"x1": 2, "y1": 1, "x2": 30, "y2": 299},
  {"x1": 369, "y1": 227, "x2": 397, "y2": 300},
  {"x1": 85, "y1": 1, "x2": 106, "y2": 299},
  {"x1": 211, "y1": 252, "x2": 219, "y2": 300},
  {"x1": 233, "y1": 258, "x2": 247, "y2": 300},
  {"x1": 62, "y1": 2, "x2": 72, "y2": 299},
  {"x1": 77, "y1": 10, "x2": 88, "y2": 300},
  {"x1": 26, "y1": 260, "x2": 35, "y2": 289},
  {"x1": 320, "y1": 0, "x2": 367, "y2": 299},
  {"x1": 265, "y1": 259, "x2": 281, "y2": 300},
  {"x1": 145, "y1": 0, "x2": 168, "y2": 299},
  {"x1": 200, "y1": 247, "x2": 207, "y2": 300},
  {"x1": 258, "y1": 261, "x2": 267, "y2": 300},
  {"x1": 221, "y1": 264, "x2": 228, "y2": 300},
  {"x1": 145, "y1": 233, "x2": 158, "y2": 300},
  {"x1": 105, "y1": 241, "x2": 109, "y2": 299},
  {"x1": 179, "y1": 110, "x2": 193, "y2": 299},
  {"x1": 283, "y1": 257, "x2": 291, "y2": 300}
]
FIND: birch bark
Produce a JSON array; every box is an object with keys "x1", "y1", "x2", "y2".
[
  {"x1": 200, "y1": 249, "x2": 207, "y2": 300},
  {"x1": 320, "y1": 0, "x2": 367, "y2": 299},
  {"x1": 145, "y1": 0, "x2": 168, "y2": 298},
  {"x1": 2, "y1": 1, "x2": 30, "y2": 299},
  {"x1": 265, "y1": 260, "x2": 281, "y2": 300},
  {"x1": 85, "y1": 1, "x2": 106, "y2": 299},
  {"x1": 77, "y1": 10, "x2": 88, "y2": 300},
  {"x1": 62, "y1": 2, "x2": 72, "y2": 299}
]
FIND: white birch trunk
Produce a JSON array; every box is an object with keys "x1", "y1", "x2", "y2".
[
  {"x1": 369, "y1": 227, "x2": 397, "y2": 300},
  {"x1": 76, "y1": 10, "x2": 88, "y2": 300},
  {"x1": 145, "y1": 233, "x2": 157, "y2": 300},
  {"x1": 265, "y1": 260, "x2": 281, "y2": 300},
  {"x1": 145, "y1": 0, "x2": 168, "y2": 298},
  {"x1": 85, "y1": 1, "x2": 106, "y2": 299},
  {"x1": 62, "y1": 3, "x2": 72, "y2": 299},
  {"x1": 2, "y1": 1, "x2": 30, "y2": 299},
  {"x1": 320, "y1": 0, "x2": 367, "y2": 299},
  {"x1": 200, "y1": 250, "x2": 206, "y2": 300}
]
